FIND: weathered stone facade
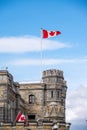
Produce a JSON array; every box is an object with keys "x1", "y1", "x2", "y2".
[
  {"x1": 0, "y1": 70, "x2": 27, "y2": 123},
  {"x1": 0, "y1": 69, "x2": 71, "y2": 130}
]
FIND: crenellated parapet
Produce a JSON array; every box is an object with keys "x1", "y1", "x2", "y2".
[
  {"x1": 42, "y1": 69, "x2": 66, "y2": 86},
  {"x1": 42, "y1": 69, "x2": 64, "y2": 79}
]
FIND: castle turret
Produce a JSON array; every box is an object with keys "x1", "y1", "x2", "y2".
[{"x1": 42, "y1": 69, "x2": 67, "y2": 122}]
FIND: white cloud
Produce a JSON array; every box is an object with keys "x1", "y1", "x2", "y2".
[
  {"x1": 8, "y1": 58, "x2": 75, "y2": 66},
  {"x1": 0, "y1": 36, "x2": 70, "y2": 53},
  {"x1": 8, "y1": 57, "x2": 87, "y2": 66},
  {"x1": 66, "y1": 85, "x2": 87, "y2": 125}
]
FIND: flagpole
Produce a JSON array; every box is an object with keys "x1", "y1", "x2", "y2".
[
  {"x1": 40, "y1": 28, "x2": 43, "y2": 82},
  {"x1": 13, "y1": 111, "x2": 20, "y2": 125}
]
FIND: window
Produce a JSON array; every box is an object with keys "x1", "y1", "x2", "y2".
[
  {"x1": 57, "y1": 91, "x2": 60, "y2": 98},
  {"x1": 61, "y1": 99, "x2": 64, "y2": 106},
  {"x1": 51, "y1": 91, "x2": 53, "y2": 98},
  {"x1": 28, "y1": 114, "x2": 35, "y2": 120},
  {"x1": 29, "y1": 95, "x2": 35, "y2": 104}
]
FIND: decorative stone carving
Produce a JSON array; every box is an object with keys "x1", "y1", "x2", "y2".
[{"x1": 44, "y1": 102, "x2": 64, "y2": 119}]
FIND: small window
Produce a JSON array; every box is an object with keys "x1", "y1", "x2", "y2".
[
  {"x1": 29, "y1": 95, "x2": 35, "y2": 104},
  {"x1": 57, "y1": 91, "x2": 60, "y2": 98},
  {"x1": 61, "y1": 99, "x2": 64, "y2": 106},
  {"x1": 51, "y1": 91, "x2": 53, "y2": 98}
]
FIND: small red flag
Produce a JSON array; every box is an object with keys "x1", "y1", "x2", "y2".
[
  {"x1": 16, "y1": 112, "x2": 26, "y2": 122},
  {"x1": 42, "y1": 29, "x2": 61, "y2": 38}
]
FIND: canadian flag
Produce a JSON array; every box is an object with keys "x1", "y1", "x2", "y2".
[
  {"x1": 16, "y1": 112, "x2": 26, "y2": 122},
  {"x1": 42, "y1": 29, "x2": 61, "y2": 38}
]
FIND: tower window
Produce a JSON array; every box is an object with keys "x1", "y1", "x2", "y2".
[
  {"x1": 51, "y1": 91, "x2": 53, "y2": 98},
  {"x1": 29, "y1": 95, "x2": 35, "y2": 104},
  {"x1": 61, "y1": 99, "x2": 64, "y2": 106},
  {"x1": 57, "y1": 91, "x2": 60, "y2": 98}
]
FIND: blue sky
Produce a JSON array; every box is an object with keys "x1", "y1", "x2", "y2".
[{"x1": 0, "y1": 0, "x2": 87, "y2": 129}]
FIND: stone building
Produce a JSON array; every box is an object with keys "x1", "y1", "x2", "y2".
[
  {"x1": 0, "y1": 69, "x2": 71, "y2": 130},
  {"x1": 0, "y1": 70, "x2": 27, "y2": 123}
]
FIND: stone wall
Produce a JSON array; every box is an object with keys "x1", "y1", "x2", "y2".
[
  {"x1": 19, "y1": 83, "x2": 44, "y2": 119},
  {"x1": 0, "y1": 70, "x2": 26, "y2": 123},
  {"x1": 0, "y1": 122, "x2": 71, "y2": 130}
]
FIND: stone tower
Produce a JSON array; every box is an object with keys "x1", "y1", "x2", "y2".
[
  {"x1": 19, "y1": 69, "x2": 71, "y2": 130},
  {"x1": 42, "y1": 69, "x2": 67, "y2": 123}
]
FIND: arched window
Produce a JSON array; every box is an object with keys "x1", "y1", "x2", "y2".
[{"x1": 29, "y1": 95, "x2": 35, "y2": 104}]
